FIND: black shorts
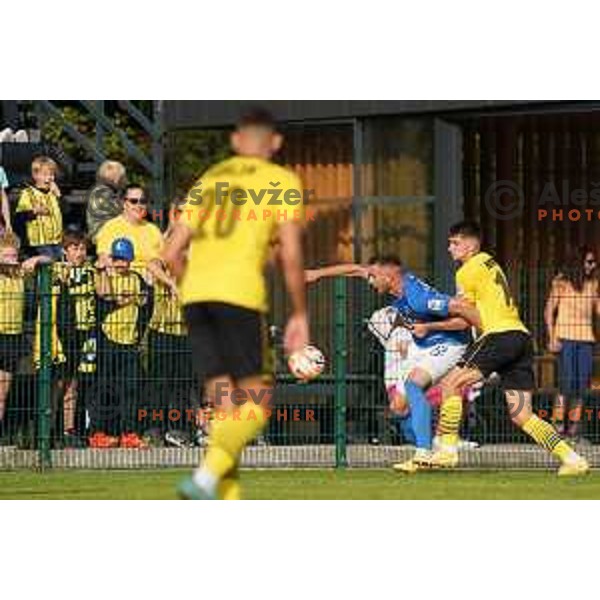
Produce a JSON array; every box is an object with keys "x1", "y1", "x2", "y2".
[
  {"x1": 459, "y1": 331, "x2": 535, "y2": 391},
  {"x1": 184, "y1": 302, "x2": 273, "y2": 383},
  {"x1": 61, "y1": 330, "x2": 93, "y2": 378},
  {"x1": 0, "y1": 333, "x2": 26, "y2": 373}
]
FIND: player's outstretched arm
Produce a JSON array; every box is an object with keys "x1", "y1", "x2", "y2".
[
  {"x1": 279, "y1": 222, "x2": 309, "y2": 354},
  {"x1": 413, "y1": 316, "x2": 470, "y2": 338},
  {"x1": 448, "y1": 297, "x2": 482, "y2": 330},
  {"x1": 305, "y1": 263, "x2": 368, "y2": 283}
]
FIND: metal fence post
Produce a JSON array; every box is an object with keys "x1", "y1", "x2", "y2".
[
  {"x1": 334, "y1": 276, "x2": 347, "y2": 468},
  {"x1": 37, "y1": 264, "x2": 53, "y2": 469}
]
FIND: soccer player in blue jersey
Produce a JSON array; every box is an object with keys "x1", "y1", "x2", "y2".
[{"x1": 306, "y1": 256, "x2": 470, "y2": 472}]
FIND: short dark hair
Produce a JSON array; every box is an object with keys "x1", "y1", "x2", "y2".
[
  {"x1": 122, "y1": 183, "x2": 147, "y2": 199},
  {"x1": 449, "y1": 220, "x2": 481, "y2": 239},
  {"x1": 62, "y1": 229, "x2": 88, "y2": 249},
  {"x1": 237, "y1": 107, "x2": 276, "y2": 131}
]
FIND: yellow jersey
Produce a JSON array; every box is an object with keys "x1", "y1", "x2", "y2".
[
  {"x1": 53, "y1": 262, "x2": 96, "y2": 331},
  {"x1": 16, "y1": 186, "x2": 63, "y2": 246},
  {"x1": 0, "y1": 269, "x2": 25, "y2": 335},
  {"x1": 96, "y1": 215, "x2": 163, "y2": 272},
  {"x1": 179, "y1": 156, "x2": 304, "y2": 312},
  {"x1": 149, "y1": 283, "x2": 186, "y2": 336},
  {"x1": 99, "y1": 271, "x2": 148, "y2": 345},
  {"x1": 456, "y1": 252, "x2": 528, "y2": 335}
]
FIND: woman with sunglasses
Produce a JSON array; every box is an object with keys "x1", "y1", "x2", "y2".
[{"x1": 545, "y1": 246, "x2": 599, "y2": 443}]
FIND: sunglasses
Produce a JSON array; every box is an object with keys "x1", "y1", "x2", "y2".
[{"x1": 125, "y1": 197, "x2": 148, "y2": 205}]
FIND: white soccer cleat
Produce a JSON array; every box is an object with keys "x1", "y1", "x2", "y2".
[{"x1": 558, "y1": 456, "x2": 590, "y2": 477}]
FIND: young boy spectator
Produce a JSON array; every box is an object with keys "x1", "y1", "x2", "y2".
[
  {"x1": 94, "y1": 237, "x2": 153, "y2": 447},
  {"x1": 15, "y1": 156, "x2": 63, "y2": 260},
  {"x1": 0, "y1": 165, "x2": 12, "y2": 234},
  {"x1": 53, "y1": 231, "x2": 97, "y2": 439},
  {"x1": 0, "y1": 232, "x2": 49, "y2": 441},
  {"x1": 147, "y1": 208, "x2": 192, "y2": 439}
]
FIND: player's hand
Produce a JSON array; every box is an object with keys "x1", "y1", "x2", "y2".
[
  {"x1": 412, "y1": 322, "x2": 429, "y2": 338},
  {"x1": 284, "y1": 312, "x2": 310, "y2": 355},
  {"x1": 49, "y1": 182, "x2": 61, "y2": 198},
  {"x1": 167, "y1": 279, "x2": 179, "y2": 300},
  {"x1": 22, "y1": 255, "x2": 51, "y2": 272},
  {"x1": 305, "y1": 270, "x2": 320, "y2": 284},
  {"x1": 95, "y1": 254, "x2": 111, "y2": 270},
  {"x1": 548, "y1": 338, "x2": 561, "y2": 353},
  {"x1": 33, "y1": 204, "x2": 50, "y2": 216}
]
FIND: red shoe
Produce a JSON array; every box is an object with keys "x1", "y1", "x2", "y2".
[
  {"x1": 119, "y1": 432, "x2": 148, "y2": 449},
  {"x1": 89, "y1": 432, "x2": 119, "y2": 448}
]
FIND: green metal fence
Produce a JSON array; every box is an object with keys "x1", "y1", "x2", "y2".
[{"x1": 1, "y1": 262, "x2": 599, "y2": 470}]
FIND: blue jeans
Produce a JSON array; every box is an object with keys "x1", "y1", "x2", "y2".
[{"x1": 559, "y1": 340, "x2": 594, "y2": 396}]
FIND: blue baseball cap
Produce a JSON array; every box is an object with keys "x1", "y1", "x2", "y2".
[{"x1": 110, "y1": 237, "x2": 134, "y2": 261}]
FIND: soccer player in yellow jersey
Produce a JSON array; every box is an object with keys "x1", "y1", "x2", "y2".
[
  {"x1": 162, "y1": 108, "x2": 309, "y2": 500},
  {"x1": 432, "y1": 221, "x2": 588, "y2": 475}
]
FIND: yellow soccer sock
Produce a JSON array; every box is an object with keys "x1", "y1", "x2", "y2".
[
  {"x1": 437, "y1": 394, "x2": 462, "y2": 448},
  {"x1": 219, "y1": 477, "x2": 242, "y2": 500},
  {"x1": 203, "y1": 403, "x2": 268, "y2": 479},
  {"x1": 521, "y1": 415, "x2": 577, "y2": 463}
]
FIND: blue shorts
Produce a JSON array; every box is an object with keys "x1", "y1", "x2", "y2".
[{"x1": 558, "y1": 340, "x2": 594, "y2": 396}]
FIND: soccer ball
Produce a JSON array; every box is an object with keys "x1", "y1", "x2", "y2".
[{"x1": 288, "y1": 345, "x2": 325, "y2": 381}]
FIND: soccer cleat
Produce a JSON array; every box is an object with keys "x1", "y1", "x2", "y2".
[
  {"x1": 393, "y1": 450, "x2": 434, "y2": 474},
  {"x1": 177, "y1": 476, "x2": 216, "y2": 500},
  {"x1": 558, "y1": 457, "x2": 590, "y2": 477},
  {"x1": 430, "y1": 449, "x2": 459, "y2": 469}
]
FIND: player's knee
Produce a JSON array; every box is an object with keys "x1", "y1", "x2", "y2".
[
  {"x1": 440, "y1": 373, "x2": 462, "y2": 396},
  {"x1": 389, "y1": 392, "x2": 409, "y2": 416},
  {"x1": 406, "y1": 369, "x2": 430, "y2": 389}
]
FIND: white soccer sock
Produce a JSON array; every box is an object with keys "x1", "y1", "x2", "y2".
[{"x1": 192, "y1": 468, "x2": 219, "y2": 495}]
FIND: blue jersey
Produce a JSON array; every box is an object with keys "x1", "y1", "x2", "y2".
[{"x1": 391, "y1": 271, "x2": 470, "y2": 348}]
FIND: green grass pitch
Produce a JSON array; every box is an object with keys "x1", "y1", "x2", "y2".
[{"x1": 0, "y1": 469, "x2": 599, "y2": 499}]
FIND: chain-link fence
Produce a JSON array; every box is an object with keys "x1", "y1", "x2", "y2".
[{"x1": 1, "y1": 262, "x2": 599, "y2": 470}]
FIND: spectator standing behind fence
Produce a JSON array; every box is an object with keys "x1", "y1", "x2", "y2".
[
  {"x1": 53, "y1": 231, "x2": 97, "y2": 441},
  {"x1": 0, "y1": 233, "x2": 49, "y2": 443},
  {"x1": 86, "y1": 160, "x2": 126, "y2": 242},
  {"x1": 93, "y1": 237, "x2": 153, "y2": 448},
  {"x1": 95, "y1": 183, "x2": 176, "y2": 292},
  {"x1": 0, "y1": 166, "x2": 12, "y2": 234},
  {"x1": 545, "y1": 246, "x2": 600, "y2": 442},
  {"x1": 147, "y1": 203, "x2": 192, "y2": 441},
  {"x1": 15, "y1": 156, "x2": 63, "y2": 260}
]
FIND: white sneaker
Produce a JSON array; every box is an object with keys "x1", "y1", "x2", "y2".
[
  {"x1": 13, "y1": 129, "x2": 29, "y2": 143},
  {"x1": 0, "y1": 128, "x2": 14, "y2": 143}
]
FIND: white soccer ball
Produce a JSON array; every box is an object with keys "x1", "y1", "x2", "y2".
[{"x1": 288, "y1": 345, "x2": 325, "y2": 381}]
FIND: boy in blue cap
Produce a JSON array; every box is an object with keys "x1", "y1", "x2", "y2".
[{"x1": 93, "y1": 237, "x2": 153, "y2": 447}]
